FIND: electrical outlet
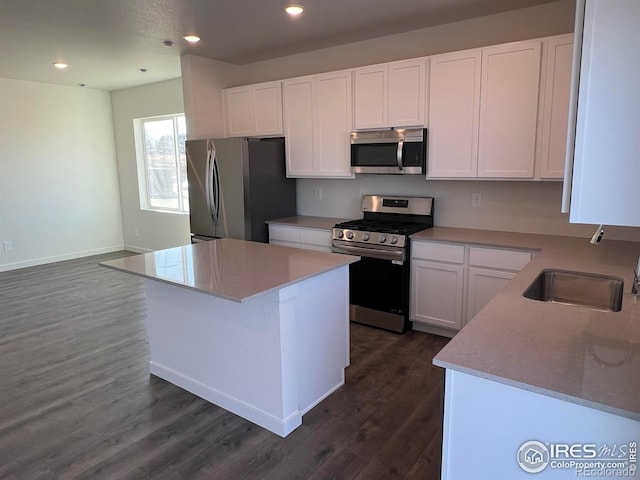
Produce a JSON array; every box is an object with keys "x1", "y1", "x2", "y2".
[
  {"x1": 134, "y1": 227, "x2": 139, "y2": 238},
  {"x1": 314, "y1": 187, "x2": 323, "y2": 200},
  {"x1": 472, "y1": 193, "x2": 482, "y2": 208},
  {"x1": 3, "y1": 241, "x2": 13, "y2": 252}
]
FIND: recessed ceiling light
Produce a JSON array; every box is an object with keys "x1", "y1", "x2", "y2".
[
  {"x1": 285, "y1": 5, "x2": 304, "y2": 15},
  {"x1": 183, "y1": 35, "x2": 200, "y2": 43},
  {"x1": 52, "y1": 62, "x2": 68, "y2": 70},
  {"x1": 139, "y1": 68, "x2": 148, "y2": 72}
]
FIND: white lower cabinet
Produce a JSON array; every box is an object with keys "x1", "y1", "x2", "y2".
[
  {"x1": 466, "y1": 267, "x2": 515, "y2": 323},
  {"x1": 411, "y1": 260, "x2": 465, "y2": 330},
  {"x1": 268, "y1": 224, "x2": 332, "y2": 252},
  {"x1": 411, "y1": 241, "x2": 532, "y2": 335},
  {"x1": 410, "y1": 241, "x2": 466, "y2": 331}
]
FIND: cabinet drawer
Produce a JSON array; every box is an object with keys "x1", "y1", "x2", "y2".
[
  {"x1": 268, "y1": 225, "x2": 301, "y2": 243},
  {"x1": 469, "y1": 247, "x2": 531, "y2": 271},
  {"x1": 412, "y1": 241, "x2": 465, "y2": 264},
  {"x1": 300, "y1": 228, "x2": 331, "y2": 247}
]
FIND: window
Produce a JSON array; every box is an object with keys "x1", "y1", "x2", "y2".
[{"x1": 135, "y1": 114, "x2": 188, "y2": 213}]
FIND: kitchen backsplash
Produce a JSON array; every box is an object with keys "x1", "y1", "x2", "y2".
[{"x1": 297, "y1": 177, "x2": 640, "y2": 242}]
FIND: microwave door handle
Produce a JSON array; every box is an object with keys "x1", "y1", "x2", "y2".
[{"x1": 397, "y1": 140, "x2": 404, "y2": 170}]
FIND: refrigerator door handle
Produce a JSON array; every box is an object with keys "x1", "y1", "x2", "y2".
[
  {"x1": 206, "y1": 143, "x2": 217, "y2": 231},
  {"x1": 212, "y1": 153, "x2": 221, "y2": 223}
]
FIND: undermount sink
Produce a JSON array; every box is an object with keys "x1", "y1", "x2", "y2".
[{"x1": 523, "y1": 269, "x2": 624, "y2": 312}]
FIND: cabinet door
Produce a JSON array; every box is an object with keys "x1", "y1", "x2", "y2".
[
  {"x1": 388, "y1": 59, "x2": 426, "y2": 127},
  {"x1": 478, "y1": 41, "x2": 541, "y2": 178},
  {"x1": 537, "y1": 35, "x2": 573, "y2": 179},
  {"x1": 252, "y1": 82, "x2": 283, "y2": 136},
  {"x1": 224, "y1": 87, "x2": 253, "y2": 137},
  {"x1": 354, "y1": 65, "x2": 388, "y2": 129},
  {"x1": 315, "y1": 71, "x2": 354, "y2": 177},
  {"x1": 427, "y1": 50, "x2": 481, "y2": 178},
  {"x1": 283, "y1": 77, "x2": 316, "y2": 177},
  {"x1": 411, "y1": 259, "x2": 465, "y2": 331},
  {"x1": 569, "y1": 0, "x2": 640, "y2": 227},
  {"x1": 466, "y1": 267, "x2": 515, "y2": 324}
]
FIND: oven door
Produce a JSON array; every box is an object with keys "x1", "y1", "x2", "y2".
[{"x1": 332, "y1": 241, "x2": 410, "y2": 332}]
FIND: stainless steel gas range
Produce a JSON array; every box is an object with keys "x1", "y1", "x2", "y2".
[{"x1": 331, "y1": 195, "x2": 434, "y2": 333}]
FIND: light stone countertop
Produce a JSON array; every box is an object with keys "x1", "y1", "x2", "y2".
[
  {"x1": 413, "y1": 227, "x2": 640, "y2": 420},
  {"x1": 101, "y1": 238, "x2": 358, "y2": 303},
  {"x1": 266, "y1": 216, "x2": 348, "y2": 230}
]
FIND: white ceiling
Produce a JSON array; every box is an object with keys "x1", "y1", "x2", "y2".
[{"x1": 0, "y1": 0, "x2": 559, "y2": 91}]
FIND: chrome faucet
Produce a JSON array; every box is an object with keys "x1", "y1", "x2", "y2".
[{"x1": 633, "y1": 257, "x2": 640, "y2": 295}]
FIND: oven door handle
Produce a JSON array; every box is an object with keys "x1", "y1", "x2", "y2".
[{"x1": 332, "y1": 243, "x2": 405, "y2": 263}]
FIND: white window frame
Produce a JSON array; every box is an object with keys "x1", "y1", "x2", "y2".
[{"x1": 133, "y1": 113, "x2": 188, "y2": 214}]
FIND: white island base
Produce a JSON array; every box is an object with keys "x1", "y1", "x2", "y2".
[{"x1": 143, "y1": 265, "x2": 349, "y2": 437}]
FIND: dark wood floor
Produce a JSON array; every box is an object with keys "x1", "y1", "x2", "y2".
[{"x1": 0, "y1": 252, "x2": 450, "y2": 480}]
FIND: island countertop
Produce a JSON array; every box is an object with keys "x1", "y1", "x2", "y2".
[
  {"x1": 414, "y1": 227, "x2": 640, "y2": 421},
  {"x1": 101, "y1": 238, "x2": 359, "y2": 303}
]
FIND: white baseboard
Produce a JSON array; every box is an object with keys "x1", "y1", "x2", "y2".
[
  {"x1": 150, "y1": 361, "x2": 302, "y2": 437},
  {"x1": 0, "y1": 244, "x2": 126, "y2": 272},
  {"x1": 123, "y1": 244, "x2": 153, "y2": 254},
  {"x1": 412, "y1": 321, "x2": 457, "y2": 338}
]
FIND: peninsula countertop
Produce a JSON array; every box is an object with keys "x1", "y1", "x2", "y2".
[
  {"x1": 101, "y1": 238, "x2": 359, "y2": 303},
  {"x1": 412, "y1": 227, "x2": 640, "y2": 421}
]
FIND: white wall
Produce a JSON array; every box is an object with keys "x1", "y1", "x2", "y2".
[
  {"x1": 0, "y1": 78, "x2": 124, "y2": 272},
  {"x1": 111, "y1": 78, "x2": 191, "y2": 252},
  {"x1": 237, "y1": 0, "x2": 576, "y2": 85}
]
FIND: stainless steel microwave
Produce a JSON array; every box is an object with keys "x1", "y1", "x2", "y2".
[{"x1": 350, "y1": 128, "x2": 427, "y2": 175}]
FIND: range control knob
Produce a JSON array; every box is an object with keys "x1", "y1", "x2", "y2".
[
  {"x1": 336, "y1": 230, "x2": 344, "y2": 238},
  {"x1": 379, "y1": 235, "x2": 387, "y2": 243},
  {"x1": 346, "y1": 231, "x2": 355, "y2": 240},
  {"x1": 390, "y1": 236, "x2": 399, "y2": 245},
  {"x1": 362, "y1": 233, "x2": 370, "y2": 241}
]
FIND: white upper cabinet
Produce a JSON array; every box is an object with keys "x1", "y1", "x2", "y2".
[
  {"x1": 223, "y1": 81, "x2": 283, "y2": 137},
  {"x1": 478, "y1": 40, "x2": 541, "y2": 178},
  {"x1": 427, "y1": 50, "x2": 482, "y2": 178},
  {"x1": 428, "y1": 40, "x2": 544, "y2": 179},
  {"x1": 283, "y1": 71, "x2": 354, "y2": 178},
  {"x1": 283, "y1": 77, "x2": 315, "y2": 176},
  {"x1": 224, "y1": 87, "x2": 253, "y2": 137},
  {"x1": 252, "y1": 83, "x2": 283, "y2": 135},
  {"x1": 354, "y1": 65, "x2": 387, "y2": 129},
  {"x1": 388, "y1": 60, "x2": 426, "y2": 127},
  {"x1": 536, "y1": 34, "x2": 574, "y2": 179},
  {"x1": 566, "y1": 0, "x2": 640, "y2": 227},
  {"x1": 315, "y1": 71, "x2": 354, "y2": 176},
  {"x1": 354, "y1": 59, "x2": 426, "y2": 129}
]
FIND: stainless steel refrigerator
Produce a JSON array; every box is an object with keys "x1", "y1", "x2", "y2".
[{"x1": 185, "y1": 137, "x2": 296, "y2": 243}]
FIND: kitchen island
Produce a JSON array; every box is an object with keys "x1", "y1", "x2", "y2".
[
  {"x1": 101, "y1": 238, "x2": 358, "y2": 437},
  {"x1": 414, "y1": 228, "x2": 640, "y2": 479}
]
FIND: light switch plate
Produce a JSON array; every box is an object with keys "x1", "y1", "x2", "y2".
[{"x1": 472, "y1": 193, "x2": 482, "y2": 208}]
